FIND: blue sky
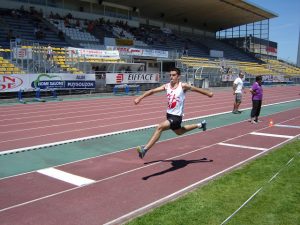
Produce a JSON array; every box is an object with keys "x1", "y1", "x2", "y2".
[{"x1": 248, "y1": 0, "x2": 300, "y2": 64}]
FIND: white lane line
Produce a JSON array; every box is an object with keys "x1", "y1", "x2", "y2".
[
  {"x1": 37, "y1": 168, "x2": 95, "y2": 186},
  {"x1": 218, "y1": 143, "x2": 267, "y2": 151},
  {"x1": 1, "y1": 126, "x2": 298, "y2": 214},
  {"x1": 0, "y1": 123, "x2": 156, "y2": 155},
  {"x1": 105, "y1": 140, "x2": 300, "y2": 225},
  {"x1": 274, "y1": 124, "x2": 300, "y2": 129},
  {"x1": 250, "y1": 132, "x2": 294, "y2": 139},
  {"x1": 1, "y1": 98, "x2": 299, "y2": 156},
  {"x1": 0, "y1": 108, "x2": 245, "y2": 156}
]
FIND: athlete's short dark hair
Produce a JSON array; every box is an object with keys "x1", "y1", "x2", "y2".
[
  {"x1": 170, "y1": 68, "x2": 181, "y2": 75},
  {"x1": 256, "y1": 76, "x2": 262, "y2": 81}
]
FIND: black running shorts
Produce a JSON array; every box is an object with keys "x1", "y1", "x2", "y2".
[{"x1": 166, "y1": 113, "x2": 182, "y2": 130}]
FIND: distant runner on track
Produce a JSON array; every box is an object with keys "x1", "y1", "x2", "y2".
[{"x1": 134, "y1": 67, "x2": 213, "y2": 159}]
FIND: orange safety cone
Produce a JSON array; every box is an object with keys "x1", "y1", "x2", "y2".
[{"x1": 269, "y1": 119, "x2": 274, "y2": 127}]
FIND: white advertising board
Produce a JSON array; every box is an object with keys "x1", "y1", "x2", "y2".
[{"x1": 106, "y1": 73, "x2": 160, "y2": 84}]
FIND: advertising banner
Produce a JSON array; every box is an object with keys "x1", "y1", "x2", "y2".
[
  {"x1": 262, "y1": 75, "x2": 285, "y2": 82},
  {"x1": 106, "y1": 73, "x2": 160, "y2": 84},
  {"x1": 67, "y1": 47, "x2": 120, "y2": 59},
  {"x1": 221, "y1": 74, "x2": 288, "y2": 83},
  {"x1": 221, "y1": 74, "x2": 239, "y2": 82},
  {"x1": 107, "y1": 46, "x2": 143, "y2": 56},
  {"x1": 0, "y1": 74, "x2": 30, "y2": 92},
  {"x1": 210, "y1": 49, "x2": 224, "y2": 58},
  {"x1": 12, "y1": 47, "x2": 33, "y2": 59},
  {"x1": 0, "y1": 73, "x2": 96, "y2": 92},
  {"x1": 32, "y1": 73, "x2": 96, "y2": 89},
  {"x1": 142, "y1": 49, "x2": 168, "y2": 58},
  {"x1": 106, "y1": 46, "x2": 168, "y2": 58},
  {"x1": 115, "y1": 38, "x2": 134, "y2": 46}
]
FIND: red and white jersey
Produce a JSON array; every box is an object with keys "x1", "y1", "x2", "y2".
[{"x1": 164, "y1": 82, "x2": 186, "y2": 116}]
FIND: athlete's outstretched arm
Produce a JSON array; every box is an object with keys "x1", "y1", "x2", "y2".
[
  {"x1": 182, "y1": 83, "x2": 213, "y2": 97},
  {"x1": 134, "y1": 84, "x2": 165, "y2": 105}
]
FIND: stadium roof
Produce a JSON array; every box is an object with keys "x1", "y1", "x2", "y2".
[{"x1": 96, "y1": 0, "x2": 278, "y2": 32}]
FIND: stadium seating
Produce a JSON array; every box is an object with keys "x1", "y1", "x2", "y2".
[
  {"x1": 0, "y1": 54, "x2": 24, "y2": 74},
  {"x1": 179, "y1": 56, "x2": 220, "y2": 68},
  {"x1": 51, "y1": 47, "x2": 83, "y2": 74},
  {"x1": 238, "y1": 61, "x2": 276, "y2": 76},
  {"x1": 0, "y1": 8, "x2": 68, "y2": 48},
  {"x1": 49, "y1": 18, "x2": 102, "y2": 49},
  {"x1": 264, "y1": 59, "x2": 300, "y2": 76},
  {"x1": 178, "y1": 56, "x2": 283, "y2": 77},
  {"x1": 0, "y1": 5, "x2": 299, "y2": 81}
]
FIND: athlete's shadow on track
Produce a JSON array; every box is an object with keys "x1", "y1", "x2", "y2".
[{"x1": 142, "y1": 158, "x2": 213, "y2": 180}]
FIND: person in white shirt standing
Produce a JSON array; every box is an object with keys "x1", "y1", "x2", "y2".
[
  {"x1": 46, "y1": 43, "x2": 53, "y2": 60},
  {"x1": 232, "y1": 72, "x2": 245, "y2": 114},
  {"x1": 134, "y1": 68, "x2": 213, "y2": 159}
]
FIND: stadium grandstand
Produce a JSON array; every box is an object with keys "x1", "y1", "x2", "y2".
[{"x1": 0, "y1": 0, "x2": 299, "y2": 99}]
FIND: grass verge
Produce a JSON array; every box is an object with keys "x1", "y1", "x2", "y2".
[{"x1": 126, "y1": 140, "x2": 300, "y2": 225}]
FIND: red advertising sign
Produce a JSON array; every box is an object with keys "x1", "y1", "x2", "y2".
[{"x1": 0, "y1": 75, "x2": 23, "y2": 91}]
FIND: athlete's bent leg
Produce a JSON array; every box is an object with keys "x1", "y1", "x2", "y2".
[
  {"x1": 144, "y1": 120, "x2": 170, "y2": 150},
  {"x1": 173, "y1": 124, "x2": 198, "y2": 135}
]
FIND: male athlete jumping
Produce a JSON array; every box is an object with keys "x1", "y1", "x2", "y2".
[{"x1": 134, "y1": 67, "x2": 213, "y2": 158}]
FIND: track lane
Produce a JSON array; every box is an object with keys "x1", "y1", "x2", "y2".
[
  {"x1": 0, "y1": 86, "x2": 299, "y2": 152},
  {"x1": 0, "y1": 108, "x2": 299, "y2": 225}
]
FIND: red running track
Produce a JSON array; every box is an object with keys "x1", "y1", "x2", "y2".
[
  {"x1": 0, "y1": 107, "x2": 300, "y2": 225},
  {"x1": 0, "y1": 86, "x2": 299, "y2": 152}
]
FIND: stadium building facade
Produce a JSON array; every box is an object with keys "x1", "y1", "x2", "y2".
[{"x1": 0, "y1": 0, "x2": 299, "y2": 98}]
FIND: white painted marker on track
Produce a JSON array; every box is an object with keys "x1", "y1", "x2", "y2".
[
  {"x1": 218, "y1": 142, "x2": 267, "y2": 151},
  {"x1": 37, "y1": 168, "x2": 95, "y2": 186},
  {"x1": 250, "y1": 132, "x2": 294, "y2": 139}
]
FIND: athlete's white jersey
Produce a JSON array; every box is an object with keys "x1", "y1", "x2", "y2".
[{"x1": 164, "y1": 82, "x2": 185, "y2": 116}]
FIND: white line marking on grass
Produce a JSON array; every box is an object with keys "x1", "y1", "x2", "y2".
[
  {"x1": 286, "y1": 157, "x2": 294, "y2": 165},
  {"x1": 218, "y1": 143, "x2": 267, "y2": 151},
  {"x1": 268, "y1": 172, "x2": 279, "y2": 183},
  {"x1": 274, "y1": 124, "x2": 300, "y2": 129},
  {"x1": 37, "y1": 168, "x2": 95, "y2": 186},
  {"x1": 220, "y1": 187, "x2": 263, "y2": 225},
  {"x1": 250, "y1": 132, "x2": 294, "y2": 139},
  {"x1": 220, "y1": 153, "x2": 298, "y2": 225}
]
